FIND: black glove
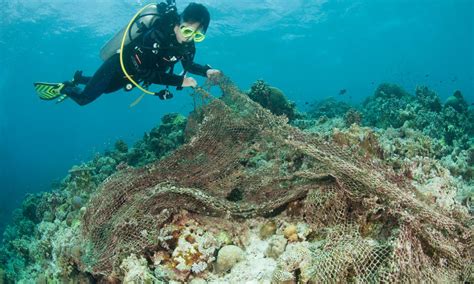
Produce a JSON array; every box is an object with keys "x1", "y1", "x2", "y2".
[{"x1": 156, "y1": 89, "x2": 173, "y2": 100}]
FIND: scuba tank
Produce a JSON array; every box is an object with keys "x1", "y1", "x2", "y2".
[{"x1": 100, "y1": 1, "x2": 179, "y2": 61}]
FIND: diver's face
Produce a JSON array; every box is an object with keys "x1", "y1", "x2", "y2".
[{"x1": 175, "y1": 22, "x2": 202, "y2": 44}]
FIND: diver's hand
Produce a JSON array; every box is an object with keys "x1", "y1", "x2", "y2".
[
  {"x1": 182, "y1": 77, "x2": 197, "y2": 88},
  {"x1": 206, "y1": 69, "x2": 221, "y2": 78}
]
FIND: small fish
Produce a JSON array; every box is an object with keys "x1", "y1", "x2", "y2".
[
  {"x1": 371, "y1": 81, "x2": 375, "y2": 85},
  {"x1": 338, "y1": 89, "x2": 347, "y2": 95},
  {"x1": 305, "y1": 102, "x2": 309, "y2": 105},
  {"x1": 425, "y1": 74, "x2": 430, "y2": 77}
]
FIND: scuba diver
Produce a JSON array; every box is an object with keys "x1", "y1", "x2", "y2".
[{"x1": 34, "y1": 1, "x2": 220, "y2": 105}]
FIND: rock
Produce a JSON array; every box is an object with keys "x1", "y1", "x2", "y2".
[
  {"x1": 259, "y1": 221, "x2": 277, "y2": 239},
  {"x1": 216, "y1": 245, "x2": 244, "y2": 273},
  {"x1": 189, "y1": 278, "x2": 207, "y2": 284},
  {"x1": 265, "y1": 235, "x2": 287, "y2": 259}
]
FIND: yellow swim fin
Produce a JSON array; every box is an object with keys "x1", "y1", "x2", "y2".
[{"x1": 34, "y1": 82, "x2": 65, "y2": 100}]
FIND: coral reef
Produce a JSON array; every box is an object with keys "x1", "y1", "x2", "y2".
[
  {"x1": 363, "y1": 85, "x2": 473, "y2": 148},
  {"x1": 153, "y1": 212, "x2": 222, "y2": 281},
  {"x1": 120, "y1": 254, "x2": 157, "y2": 283},
  {"x1": 78, "y1": 77, "x2": 471, "y2": 282},
  {"x1": 0, "y1": 268, "x2": 4, "y2": 284},
  {"x1": 1, "y1": 78, "x2": 472, "y2": 283},
  {"x1": 127, "y1": 113, "x2": 187, "y2": 167},
  {"x1": 362, "y1": 83, "x2": 416, "y2": 128},
  {"x1": 416, "y1": 85, "x2": 442, "y2": 112},
  {"x1": 307, "y1": 97, "x2": 353, "y2": 119},
  {"x1": 0, "y1": 113, "x2": 186, "y2": 283},
  {"x1": 247, "y1": 79, "x2": 300, "y2": 121},
  {"x1": 344, "y1": 108, "x2": 363, "y2": 126},
  {"x1": 445, "y1": 90, "x2": 469, "y2": 113},
  {"x1": 359, "y1": 84, "x2": 473, "y2": 186}
]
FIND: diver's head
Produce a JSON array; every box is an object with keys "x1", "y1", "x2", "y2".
[{"x1": 174, "y1": 3, "x2": 210, "y2": 44}]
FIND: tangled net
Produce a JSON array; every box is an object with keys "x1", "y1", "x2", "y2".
[{"x1": 81, "y1": 76, "x2": 472, "y2": 282}]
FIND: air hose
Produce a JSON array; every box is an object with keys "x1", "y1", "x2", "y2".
[{"x1": 119, "y1": 4, "x2": 157, "y2": 96}]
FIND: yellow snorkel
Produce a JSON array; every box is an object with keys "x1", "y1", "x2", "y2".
[{"x1": 119, "y1": 4, "x2": 156, "y2": 96}]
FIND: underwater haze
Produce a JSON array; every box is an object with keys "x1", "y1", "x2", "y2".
[{"x1": 0, "y1": 0, "x2": 473, "y2": 236}]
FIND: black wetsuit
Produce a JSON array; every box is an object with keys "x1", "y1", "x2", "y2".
[{"x1": 64, "y1": 15, "x2": 210, "y2": 106}]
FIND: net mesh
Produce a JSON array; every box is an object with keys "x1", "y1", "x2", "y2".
[{"x1": 81, "y1": 76, "x2": 472, "y2": 282}]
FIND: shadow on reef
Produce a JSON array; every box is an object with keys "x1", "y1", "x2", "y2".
[{"x1": 0, "y1": 78, "x2": 472, "y2": 283}]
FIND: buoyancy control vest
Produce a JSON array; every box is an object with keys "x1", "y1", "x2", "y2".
[{"x1": 100, "y1": 1, "x2": 179, "y2": 61}]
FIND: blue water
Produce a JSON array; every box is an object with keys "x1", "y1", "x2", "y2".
[{"x1": 0, "y1": 0, "x2": 472, "y2": 234}]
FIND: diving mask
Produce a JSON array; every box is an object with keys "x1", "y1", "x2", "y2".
[{"x1": 180, "y1": 25, "x2": 206, "y2": 42}]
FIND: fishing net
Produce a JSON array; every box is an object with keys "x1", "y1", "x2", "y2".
[{"x1": 80, "y1": 76, "x2": 472, "y2": 282}]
